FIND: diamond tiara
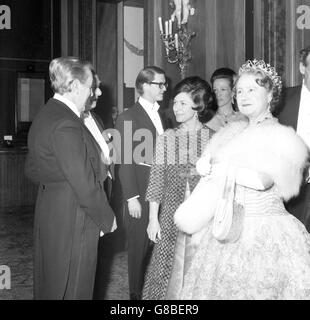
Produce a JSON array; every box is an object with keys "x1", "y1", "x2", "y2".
[{"x1": 239, "y1": 59, "x2": 282, "y2": 90}]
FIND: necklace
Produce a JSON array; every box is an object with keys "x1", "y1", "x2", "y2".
[
  {"x1": 216, "y1": 110, "x2": 235, "y2": 125},
  {"x1": 249, "y1": 110, "x2": 273, "y2": 126}
]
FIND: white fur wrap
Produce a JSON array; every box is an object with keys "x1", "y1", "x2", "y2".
[{"x1": 174, "y1": 119, "x2": 309, "y2": 236}]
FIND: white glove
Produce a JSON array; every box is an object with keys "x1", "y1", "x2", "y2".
[{"x1": 196, "y1": 154, "x2": 212, "y2": 176}]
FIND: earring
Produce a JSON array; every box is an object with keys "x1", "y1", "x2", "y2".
[{"x1": 267, "y1": 101, "x2": 271, "y2": 112}]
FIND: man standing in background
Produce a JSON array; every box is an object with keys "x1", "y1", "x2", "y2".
[
  {"x1": 114, "y1": 66, "x2": 167, "y2": 300},
  {"x1": 277, "y1": 45, "x2": 310, "y2": 231}
]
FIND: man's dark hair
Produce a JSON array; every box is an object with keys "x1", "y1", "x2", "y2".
[
  {"x1": 300, "y1": 45, "x2": 310, "y2": 67},
  {"x1": 135, "y1": 66, "x2": 165, "y2": 95}
]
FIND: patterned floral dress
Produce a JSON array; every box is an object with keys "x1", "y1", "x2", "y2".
[{"x1": 142, "y1": 124, "x2": 214, "y2": 300}]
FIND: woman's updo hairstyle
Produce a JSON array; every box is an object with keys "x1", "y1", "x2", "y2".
[{"x1": 172, "y1": 76, "x2": 215, "y2": 123}]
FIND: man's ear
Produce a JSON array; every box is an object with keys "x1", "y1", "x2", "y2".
[
  {"x1": 300, "y1": 62, "x2": 306, "y2": 77},
  {"x1": 69, "y1": 79, "x2": 80, "y2": 94},
  {"x1": 141, "y1": 82, "x2": 148, "y2": 94}
]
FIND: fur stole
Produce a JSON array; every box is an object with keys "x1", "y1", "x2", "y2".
[
  {"x1": 174, "y1": 118, "x2": 309, "y2": 236},
  {"x1": 208, "y1": 118, "x2": 309, "y2": 201}
]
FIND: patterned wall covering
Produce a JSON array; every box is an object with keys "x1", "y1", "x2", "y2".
[
  {"x1": 287, "y1": 0, "x2": 310, "y2": 86},
  {"x1": 79, "y1": 0, "x2": 96, "y2": 65},
  {"x1": 0, "y1": 151, "x2": 37, "y2": 208},
  {"x1": 257, "y1": 0, "x2": 310, "y2": 87},
  {"x1": 96, "y1": 1, "x2": 117, "y2": 126},
  {"x1": 262, "y1": 0, "x2": 287, "y2": 84}
]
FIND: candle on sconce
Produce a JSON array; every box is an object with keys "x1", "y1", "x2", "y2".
[
  {"x1": 165, "y1": 20, "x2": 169, "y2": 36},
  {"x1": 175, "y1": 33, "x2": 179, "y2": 50},
  {"x1": 158, "y1": 17, "x2": 163, "y2": 34},
  {"x1": 158, "y1": 13, "x2": 196, "y2": 79},
  {"x1": 169, "y1": 19, "x2": 172, "y2": 35}
]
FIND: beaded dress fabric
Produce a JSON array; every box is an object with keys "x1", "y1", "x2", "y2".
[
  {"x1": 142, "y1": 124, "x2": 214, "y2": 300},
  {"x1": 180, "y1": 184, "x2": 310, "y2": 299},
  {"x1": 178, "y1": 118, "x2": 310, "y2": 300}
]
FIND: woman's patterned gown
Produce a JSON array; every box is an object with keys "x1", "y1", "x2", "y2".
[{"x1": 142, "y1": 124, "x2": 214, "y2": 300}]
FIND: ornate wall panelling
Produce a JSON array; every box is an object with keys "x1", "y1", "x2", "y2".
[
  {"x1": 79, "y1": 0, "x2": 97, "y2": 65},
  {"x1": 117, "y1": 1, "x2": 124, "y2": 114},
  {"x1": 96, "y1": 0, "x2": 118, "y2": 125},
  {"x1": 187, "y1": 0, "x2": 207, "y2": 80},
  {"x1": 262, "y1": 0, "x2": 286, "y2": 83},
  {"x1": 212, "y1": 0, "x2": 246, "y2": 78},
  {"x1": 0, "y1": 150, "x2": 38, "y2": 208},
  {"x1": 144, "y1": 0, "x2": 164, "y2": 68},
  {"x1": 61, "y1": 0, "x2": 80, "y2": 57},
  {"x1": 254, "y1": 0, "x2": 310, "y2": 87},
  {"x1": 286, "y1": 0, "x2": 310, "y2": 86}
]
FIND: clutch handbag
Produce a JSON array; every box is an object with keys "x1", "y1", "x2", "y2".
[{"x1": 212, "y1": 166, "x2": 244, "y2": 243}]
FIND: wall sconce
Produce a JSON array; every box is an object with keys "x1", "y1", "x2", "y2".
[{"x1": 158, "y1": 0, "x2": 196, "y2": 79}]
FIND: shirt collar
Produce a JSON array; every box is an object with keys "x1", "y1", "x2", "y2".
[
  {"x1": 53, "y1": 93, "x2": 80, "y2": 118},
  {"x1": 138, "y1": 96, "x2": 160, "y2": 112}
]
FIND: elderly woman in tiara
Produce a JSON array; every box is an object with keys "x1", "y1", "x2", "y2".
[{"x1": 173, "y1": 60, "x2": 310, "y2": 300}]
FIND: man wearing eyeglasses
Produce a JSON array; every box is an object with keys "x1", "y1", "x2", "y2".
[{"x1": 114, "y1": 66, "x2": 168, "y2": 300}]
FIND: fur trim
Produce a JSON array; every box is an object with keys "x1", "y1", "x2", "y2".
[
  {"x1": 174, "y1": 119, "x2": 309, "y2": 235},
  {"x1": 174, "y1": 176, "x2": 222, "y2": 234},
  {"x1": 208, "y1": 120, "x2": 308, "y2": 201}
]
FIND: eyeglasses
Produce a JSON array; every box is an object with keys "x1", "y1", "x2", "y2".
[{"x1": 148, "y1": 82, "x2": 168, "y2": 89}]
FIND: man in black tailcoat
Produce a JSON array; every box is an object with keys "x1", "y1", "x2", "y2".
[
  {"x1": 277, "y1": 46, "x2": 310, "y2": 231},
  {"x1": 25, "y1": 57, "x2": 115, "y2": 299}
]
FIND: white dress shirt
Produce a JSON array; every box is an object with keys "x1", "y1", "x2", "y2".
[
  {"x1": 83, "y1": 114, "x2": 116, "y2": 236},
  {"x1": 296, "y1": 82, "x2": 310, "y2": 148},
  {"x1": 83, "y1": 113, "x2": 111, "y2": 166},
  {"x1": 54, "y1": 94, "x2": 116, "y2": 235},
  {"x1": 296, "y1": 82, "x2": 310, "y2": 183},
  {"x1": 138, "y1": 97, "x2": 164, "y2": 135},
  {"x1": 82, "y1": 113, "x2": 116, "y2": 235},
  {"x1": 126, "y1": 97, "x2": 164, "y2": 203},
  {"x1": 53, "y1": 93, "x2": 80, "y2": 118}
]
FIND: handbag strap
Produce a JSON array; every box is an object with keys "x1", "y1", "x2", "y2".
[
  {"x1": 212, "y1": 165, "x2": 238, "y2": 241},
  {"x1": 222, "y1": 165, "x2": 237, "y2": 200}
]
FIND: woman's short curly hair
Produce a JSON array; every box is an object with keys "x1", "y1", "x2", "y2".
[{"x1": 235, "y1": 60, "x2": 282, "y2": 113}]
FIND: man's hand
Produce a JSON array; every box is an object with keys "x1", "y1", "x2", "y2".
[{"x1": 128, "y1": 198, "x2": 142, "y2": 219}]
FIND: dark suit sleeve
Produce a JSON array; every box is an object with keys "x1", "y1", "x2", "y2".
[
  {"x1": 276, "y1": 86, "x2": 301, "y2": 129},
  {"x1": 25, "y1": 152, "x2": 40, "y2": 185},
  {"x1": 50, "y1": 119, "x2": 115, "y2": 233},
  {"x1": 114, "y1": 112, "x2": 140, "y2": 200}
]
